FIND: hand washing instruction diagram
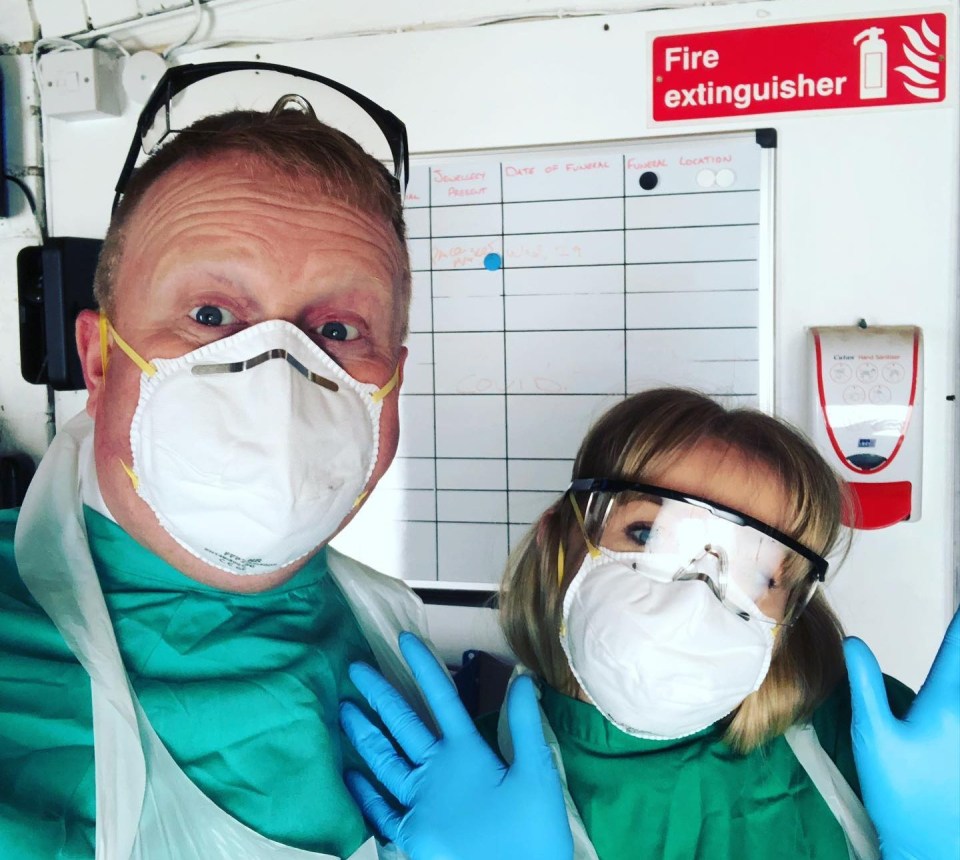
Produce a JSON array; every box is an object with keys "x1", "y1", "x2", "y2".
[
  {"x1": 651, "y1": 12, "x2": 947, "y2": 122},
  {"x1": 333, "y1": 134, "x2": 770, "y2": 585}
]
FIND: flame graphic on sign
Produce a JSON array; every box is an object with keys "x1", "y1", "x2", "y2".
[{"x1": 895, "y1": 19, "x2": 942, "y2": 99}]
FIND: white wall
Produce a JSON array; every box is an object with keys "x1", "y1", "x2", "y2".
[
  {"x1": 3, "y1": 0, "x2": 957, "y2": 684},
  {"x1": 0, "y1": 53, "x2": 51, "y2": 462}
]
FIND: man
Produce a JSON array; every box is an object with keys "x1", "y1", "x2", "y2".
[
  {"x1": 0, "y1": 77, "x2": 421, "y2": 858},
  {"x1": 0, "y1": 102, "x2": 414, "y2": 857},
  {"x1": 0, "y1": 72, "x2": 574, "y2": 856}
]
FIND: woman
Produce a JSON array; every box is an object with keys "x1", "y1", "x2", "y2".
[
  {"x1": 495, "y1": 387, "x2": 911, "y2": 858},
  {"x1": 339, "y1": 389, "x2": 957, "y2": 860}
]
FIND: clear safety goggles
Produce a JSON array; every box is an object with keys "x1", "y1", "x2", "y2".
[
  {"x1": 114, "y1": 60, "x2": 409, "y2": 210},
  {"x1": 567, "y1": 478, "x2": 828, "y2": 627}
]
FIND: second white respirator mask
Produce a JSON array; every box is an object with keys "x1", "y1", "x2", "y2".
[
  {"x1": 560, "y1": 550, "x2": 776, "y2": 740},
  {"x1": 107, "y1": 318, "x2": 397, "y2": 575}
]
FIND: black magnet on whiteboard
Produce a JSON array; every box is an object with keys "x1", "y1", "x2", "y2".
[
  {"x1": 755, "y1": 128, "x2": 777, "y2": 148},
  {"x1": 638, "y1": 172, "x2": 659, "y2": 191}
]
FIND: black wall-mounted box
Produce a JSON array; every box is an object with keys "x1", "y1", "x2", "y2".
[{"x1": 18, "y1": 237, "x2": 102, "y2": 390}]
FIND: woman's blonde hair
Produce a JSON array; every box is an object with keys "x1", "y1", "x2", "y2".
[{"x1": 499, "y1": 387, "x2": 851, "y2": 753}]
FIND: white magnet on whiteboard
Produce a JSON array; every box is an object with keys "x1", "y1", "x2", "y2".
[
  {"x1": 716, "y1": 168, "x2": 736, "y2": 187},
  {"x1": 122, "y1": 51, "x2": 167, "y2": 104},
  {"x1": 696, "y1": 169, "x2": 716, "y2": 188}
]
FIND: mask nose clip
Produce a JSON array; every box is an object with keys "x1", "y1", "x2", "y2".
[{"x1": 674, "y1": 543, "x2": 729, "y2": 603}]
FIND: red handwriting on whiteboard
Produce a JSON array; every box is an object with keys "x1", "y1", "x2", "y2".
[
  {"x1": 678, "y1": 155, "x2": 733, "y2": 166},
  {"x1": 433, "y1": 239, "x2": 498, "y2": 268},
  {"x1": 506, "y1": 244, "x2": 544, "y2": 262},
  {"x1": 506, "y1": 243, "x2": 583, "y2": 262},
  {"x1": 503, "y1": 377, "x2": 567, "y2": 393},
  {"x1": 432, "y1": 169, "x2": 486, "y2": 182},
  {"x1": 565, "y1": 160, "x2": 611, "y2": 172},
  {"x1": 626, "y1": 157, "x2": 669, "y2": 170},
  {"x1": 455, "y1": 377, "x2": 566, "y2": 394},
  {"x1": 504, "y1": 165, "x2": 536, "y2": 176},
  {"x1": 457, "y1": 376, "x2": 501, "y2": 394},
  {"x1": 448, "y1": 186, "x2": 488, "y2": 197}
]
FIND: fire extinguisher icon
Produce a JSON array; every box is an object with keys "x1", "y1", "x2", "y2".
[{"x1": 854, "y1": 27, "x2": 888, "y2": 99}]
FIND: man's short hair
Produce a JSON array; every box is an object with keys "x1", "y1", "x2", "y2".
[{"x1": 95, "y1": 109, "x2": 411, "y2": 343}]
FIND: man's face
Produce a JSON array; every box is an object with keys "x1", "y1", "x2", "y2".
[{"x1": 77, "y1": 152, "x2": 408, "y2": 591}]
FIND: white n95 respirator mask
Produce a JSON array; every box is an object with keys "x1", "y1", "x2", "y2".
[
  {"x1": 559, "y1": 551, "x2": 775, "y2": 740},
  {"x1": 101, "y1": 316, "x2": 398, "y2": 575},
  {"x1": 555, "y1": 477, "x2": 830, "y2": 739}
]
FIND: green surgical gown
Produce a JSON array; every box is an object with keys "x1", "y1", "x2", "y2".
[
  {"x1": 538, "y1": 676, "x2": 914, "y2": 860},
  {"x1": 0, "y1": 506, "x2": 377, "y2": 858}
]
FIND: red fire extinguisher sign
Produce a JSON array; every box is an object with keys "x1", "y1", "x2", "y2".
[{"x1": 651, "y1": 12, "x2": 948, "y2": 122}]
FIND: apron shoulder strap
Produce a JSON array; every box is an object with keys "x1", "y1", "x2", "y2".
[
  {"x1": 325, "y1": 548, "x2": 434, "y2": 725},
  {"x1": 495, "y1": 669, "x2": 600, "y2": 860},
  {"x1": 784, "y1": 723, "x2": 880, "y2": 860}
]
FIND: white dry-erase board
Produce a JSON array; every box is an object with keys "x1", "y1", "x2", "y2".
[{"x1": 331, "y1": 130, "x2": 775, "y2": 586}]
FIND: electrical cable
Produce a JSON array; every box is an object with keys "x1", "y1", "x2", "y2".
[
  {"x1": 3, "y1": 174, "x2": 37, "y2": 215},
  {"x1": 90, "y1": 35, "x2": 130, "y2": 57},
  {"x1": 2, "y1": 174, "x2": 46, "y2": 240},
  {"x1": 162, "y1": 0, "x2": 204, "y2": 60}
]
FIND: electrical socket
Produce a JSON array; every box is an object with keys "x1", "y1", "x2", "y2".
[{"x1": 39, "y1": 49, "x2": 123, "y2": 120}]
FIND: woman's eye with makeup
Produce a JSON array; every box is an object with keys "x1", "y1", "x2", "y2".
[
  {"x1": 190, "y1": 305, "x2": 237, "y2": 327},
  {"x1": 318, "y1": 321, "x2": 360, "y2": 342},
  {"x1": 625, "y1": 522, "x2": 653, "y2": 548}
]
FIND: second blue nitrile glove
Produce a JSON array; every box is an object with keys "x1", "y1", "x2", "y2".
[
  {"x1": 844, "y1": 608, "x2": 960, "y2": 860},
  {"x1": 339, "y1": 632, "x2": 574, "y2": 860}
]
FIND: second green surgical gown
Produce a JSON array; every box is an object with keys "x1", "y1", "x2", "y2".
[{"x1": 538, "y1": 677, "x2": 914, "y2": 860}]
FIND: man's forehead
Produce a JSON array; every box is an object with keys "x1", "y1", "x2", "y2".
[
  {"x1": 124, "y1": 149, "x2": 400, "y2": 252},
  {"x1": 113, "y1": 147, "x2": 410, "y2": 347},
  {"x1": 135, "y1": 150, "x2": 329, "y2": 212}
]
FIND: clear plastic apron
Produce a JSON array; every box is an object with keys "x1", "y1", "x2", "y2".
[
  {"x1": 498, "y1": 667, "x2": 881, "y2": 860},
  {"x1": 14, "y1": 412, "x2": 424, "y2": 860}
]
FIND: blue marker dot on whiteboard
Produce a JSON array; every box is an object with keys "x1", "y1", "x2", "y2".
[{"x1": 483, "y1": 253, "x2": 502, "y2": 272}]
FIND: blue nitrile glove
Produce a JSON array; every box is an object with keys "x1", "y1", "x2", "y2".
[
  {"x1": 844, "y1": 609, "x2": 960, "y2": 860},
  {"x1": 339, "y1": 632, "x2": 573, "y2": 860}
]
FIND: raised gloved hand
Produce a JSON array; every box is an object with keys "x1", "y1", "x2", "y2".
[
  {"x1": 843, "y1": 608, "x2": 960, "y2": 860},
  {"x1": 339, "y1": 632, "x2": 574, "y2": 860}
]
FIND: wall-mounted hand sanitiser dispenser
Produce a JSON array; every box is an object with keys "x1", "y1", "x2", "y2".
[{"x1": 810, "y1": 326, "x2": 922, "y2": 529}]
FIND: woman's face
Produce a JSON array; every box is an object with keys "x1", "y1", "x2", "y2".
[{"x1": 599, "y1": 440, "x2": 794, "y2": 622}]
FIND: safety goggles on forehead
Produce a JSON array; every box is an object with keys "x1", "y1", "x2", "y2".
[
  {"x1": 114, "y1": 60, "x2": 409, "y2": 211},
  {"x1": 567, "y1": 478, "x2": 828, "y2": 627}
]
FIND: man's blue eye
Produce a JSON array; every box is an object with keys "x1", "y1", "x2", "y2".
[
  {"x1": 319, "y1": 321, "x2": 359, "y2": 341},
  {"x1": 190, "y1": 305, "x2": 237, "y2": 326}
]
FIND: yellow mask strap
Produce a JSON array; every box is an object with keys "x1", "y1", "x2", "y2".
[
  {"x1": 99, "y1": 313, "x2": 109, "y2": 377},
  {"x1": 120, "y1": 459, "x2": 139, "y2": 491},
  {"x1": 99, "y1": 311, "x2": 157, "y2": 378},
  {"x1": 569, "y1": 494, "x2": 601, "y2": 559},
  {"x1": 371, "y1": 364, "x2": 400, "y2": 404},
  {"x1": 352, "y1": 489, "x2": 369, "y2": 509},
  {"x1": 557, "y1": 541, "x2": 566, "y2": 587}
]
